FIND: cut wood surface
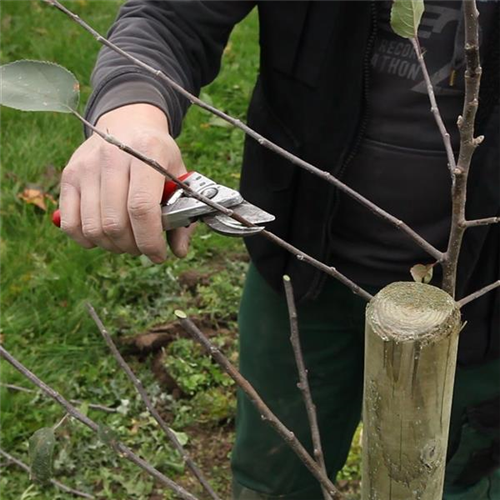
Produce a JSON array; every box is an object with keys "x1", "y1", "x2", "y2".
[{"x1": 362, "y1": 282, "x2": 461, "y2": 500}]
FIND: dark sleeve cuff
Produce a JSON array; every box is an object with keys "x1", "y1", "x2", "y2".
[{"x1": 84, "y1": 71, "x2": 184, "y2": 138}]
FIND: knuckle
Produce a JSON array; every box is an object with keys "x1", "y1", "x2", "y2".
[
  {"x1": 81, "y1": 221, "x2": 103, "y2": 241},
  {"x1": 61, "y1": 165, "x2": 80, "y2": 186},
  {"x1": 60, "y1": 220, "x2": 79, "y2": 236},
  {"x1": 135, "y1": 133, "x2": 163, "y2": 154},
  {"x1": 102, "y1": 217, "x2": 127, "y2": 238},
  {"x1": 128, "y1": 196, "x2": 158, "y2": 219}
]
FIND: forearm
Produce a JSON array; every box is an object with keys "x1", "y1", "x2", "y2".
[{"x1": 85, "y1": 0, "x2": 255, "y2": 137}]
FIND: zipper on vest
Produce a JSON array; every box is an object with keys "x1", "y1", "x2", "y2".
[{"x1": 302, "y1": 0, "x2": 379, "y2": 302}]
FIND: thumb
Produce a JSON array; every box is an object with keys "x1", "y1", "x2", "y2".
[{"x1": 167, "y1": 223, "x2": 197, "y2": 258}]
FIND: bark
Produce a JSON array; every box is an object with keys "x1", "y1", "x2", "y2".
[{"x1": 362, "y1": 283, "x2": 461, "y2": 500}]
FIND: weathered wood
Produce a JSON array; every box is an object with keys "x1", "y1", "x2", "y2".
[{"x1": 362, "y1": 282, "x2": 461, "y2": 500}]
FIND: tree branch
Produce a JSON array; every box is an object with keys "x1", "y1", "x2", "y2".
[
  {"x1": 0, "y1": 383, "x2": 117, "y2": 413},
  {"x1": 42, "y1": 0, "x2": 443, "y2": 263},
  {"x1": 174, "y1": 311, "x2": 344, "y2": 500},
  {"x1": 0, "y1": 448, "x2": 95, "y2": 499},
  {"x1": 74, "y1": 111, "x2": 373, "y2": 302},
  {"x1": 442, "y1": 0, "x2": 483, "y2": 297},
  {"x1": 457, "y1": 280, "x2": 500, "y2": 308},
  {"x1": 463, "y1": 216, "x2": 499, "y2": 228},
  {"x1": 411, "y1": 37, "x2": 457, "y2": 180},
  {"x1": 86, "y1": 303, "x2": 220, "y2": 500},
  {"x1": 283, "y1": 276, "x2": 331, "y2": 500},
  {"x1": 0, "y1": 347, "x2": 199, "y2": 500}
]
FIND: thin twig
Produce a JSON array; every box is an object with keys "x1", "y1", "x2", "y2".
[
  {"x1": 174, "y1": 311, "x2": 344, "y2": 500},
  {"x1": 86, "y1": 303, "x2": 221, "y2": 500},
  {"x1": 442, "y1": 0, "x2": 483, "y2": 296},
  {"x1": 283, "y1": 276, "x2": 331, "y2": 500},
  {"x1": 0, "y1": 382, "x2": 117, "y2": 413},
  {"x1": 0, "y1": 448, "x2": 95, "y2": 499},
  {"x1": 0, "y1": 346, "x2": 199, "y2": 500},
  {"x1": 457, "y1": 280, "x2": 500, "y2": 308},
  {"x1": 411, "y1": 37, "x2": 457, "y2": 180},
  {"x1": 74, "y1": 110, "x2": 373, "y2": 302},
  {"x1": 463, "y1": 216, "x2": 500, "y2": 228},
  {"x1": 53, "y1": 413, "x2": 70, "y2": 431},
  {"x1": 43, "y1": 0, "x2": 443, "y2": 263}
]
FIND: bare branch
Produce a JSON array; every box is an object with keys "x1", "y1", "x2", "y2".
[
  {"x1": 43, "y1": 0, "x2": 443, "y2": 263},
  {"x1": 174, "y1": 311, "x2": 344, "y2": 500},
  {"x1": 457, "y1": 280, "x2": 500, "y2": 308},
  {"x1": 0, "y1": 383, "x2": 117, "y2": 413},
  {"x1": 75, "y1": 111, "x2": 373, "y2": 302},
  {"x1": 0, "y1": 346, "x2": 199, "y2": 500},
  {"x1": 86, "y1": 303, "x2": 221, "y2": 500},
  {"x1": 283, "y1": 276, "x2": 331, "y2": 500},
  {"x1": 411, "y1": 37, "x2": 457, "y2": 179},
  {"x1": 463, "y1": 216, "x2": 500, "y2": 228},
  {"x1": 0, "y1": 448, "x2": 95, "y2": 499},
  {"x1": 442, "y1": 0, "x2": 483, "y2": 296}
]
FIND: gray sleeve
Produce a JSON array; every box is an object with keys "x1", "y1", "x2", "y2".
[{"x1": 84, "y1": 0, "x2": 255, "y2": 137}]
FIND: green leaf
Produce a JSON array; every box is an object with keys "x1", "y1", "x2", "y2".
[
  {"x1": 98, "y1": 422, "x2": 117, "y2": 446},
  {"x1": 0, "y1": 60, "x2": 80, "y2": 113},
  {"x1": 28, "y1": 427, "x2": 56, "y2": 484},
  {"x1": 391, "y1": 0, "x2": 425, "y2": 39},
  {"x1": 410, "y1": 263, "x2": 434, "y2": 284}
]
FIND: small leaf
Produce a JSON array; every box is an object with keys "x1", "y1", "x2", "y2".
[
  {"x1": 18, "y1": 184, "x2": 56, "y2": 212},
  {"x1": 171, "y1": 429, "x2": 189, "y2": 446},
  {"x1": 29, "y1": 427, "x2": 56, "y2": 484},
  {"x1": 391, "y1": 0, "x2": 425, "y2": 39},
  {"x1": 0, "y1": 60, "x2": 80, "y2": 113},
  {"x1": 98, "y1": 423, "x2": 117, "y2": 446},
  {"x1": 410, "y1": 263, "x2": 434, "y2": 284}
]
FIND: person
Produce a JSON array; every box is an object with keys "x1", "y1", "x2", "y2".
[{"x1": 59, "y1": 1, "x2": 499, "y2": 499}]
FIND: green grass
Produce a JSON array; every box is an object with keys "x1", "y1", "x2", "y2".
[{"x1": 0, "y1": 2, "x2": 361, "y2": 498}]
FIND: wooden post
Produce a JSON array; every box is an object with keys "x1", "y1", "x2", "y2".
[{"x1": 362, "y1": 282, "x2": 461, "y2": 500}]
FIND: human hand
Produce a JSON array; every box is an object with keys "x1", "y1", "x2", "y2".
[{"x1": 59, "y1": 103, "x2": 194, "y2": 263}]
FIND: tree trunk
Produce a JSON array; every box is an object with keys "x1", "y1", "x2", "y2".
[{"x1": 362, "y1": 282, "x2": 461, "y2": 500}]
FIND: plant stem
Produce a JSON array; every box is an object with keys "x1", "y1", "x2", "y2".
[
  {"x1": 0, "y1": 346, "x2": 200, "y2": 500},
  {"x1": 442, "y1": 0, "x2": 483, "y2": 297},
  {"x1": 463, "y1": 216, "x2": 499, "y2": 228},
  {"x1": 86, "y1": 303, "x2": 221, "y2": 500},
  {"x1": 0, "y1": 448, "x2": 95, "y2": 499},
  {"x1": 457, "y1": 280, "x2": 500, "y2": 308},
  {"x1": 175, "y1": 311, "x2": 344, "y2": 500},
  {"x1": 411, "y1": 37, "x2": 457, "y2": 180},
  {"x1": 283, "y1": 276, "x2": 331, "y2": 500},
  {"x1": 43, "y1": 0, "x2": 443, "y2": 263}
]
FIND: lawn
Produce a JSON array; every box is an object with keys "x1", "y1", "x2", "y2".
[{"x1": 0, "y1": 1, "x2": 361, "y2": 498}]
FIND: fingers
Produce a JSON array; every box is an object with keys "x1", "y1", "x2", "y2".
[
  {"x1": 59, "y1": 176, "x2": 95, "y2": 249},
  {"x1": 168, "y1": 223, "x2": 197, "y2": 258},
  {"x1": 79, "y1": 161, "x2": 124, "y2": 254},
  {"x1": 128, "y1": 153, "x2": 168, "y2": 263},
  {"x1": 100, "y1": 147, "x2": 141, "y2": 256}
]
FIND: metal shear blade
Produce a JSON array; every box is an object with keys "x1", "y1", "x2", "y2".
[{"x1": 203, "y1": 201, "x2": 275, "y2": 237}]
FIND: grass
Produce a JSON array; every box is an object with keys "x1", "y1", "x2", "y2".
[{"x1": 0, "y1": 1, "x2": 361, "y2": 498}]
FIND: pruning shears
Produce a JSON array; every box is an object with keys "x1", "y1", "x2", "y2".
[{"x1": 52, "y1": 171, "x2": 274, "y2": 237}]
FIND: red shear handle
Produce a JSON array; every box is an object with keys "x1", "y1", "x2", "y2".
[
  {"x1": 161, "y1": 171, "x2": 193, "y2": 203},
  {"x1": 51, "y1": 171, "x2": 194, "y2": 228}
]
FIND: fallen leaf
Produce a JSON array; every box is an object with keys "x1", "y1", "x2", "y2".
[{"x1": 18, "y1": 184, "x2": 57, "y2": 212}]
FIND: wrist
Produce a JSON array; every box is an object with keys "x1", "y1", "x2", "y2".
[{"x1": 96, "y1": 103, "x2": 170, "y2": 135}]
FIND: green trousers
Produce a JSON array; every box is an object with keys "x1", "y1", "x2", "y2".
[{"x1": 231, "y1": 265, "x2": 500, "y2": 499}]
